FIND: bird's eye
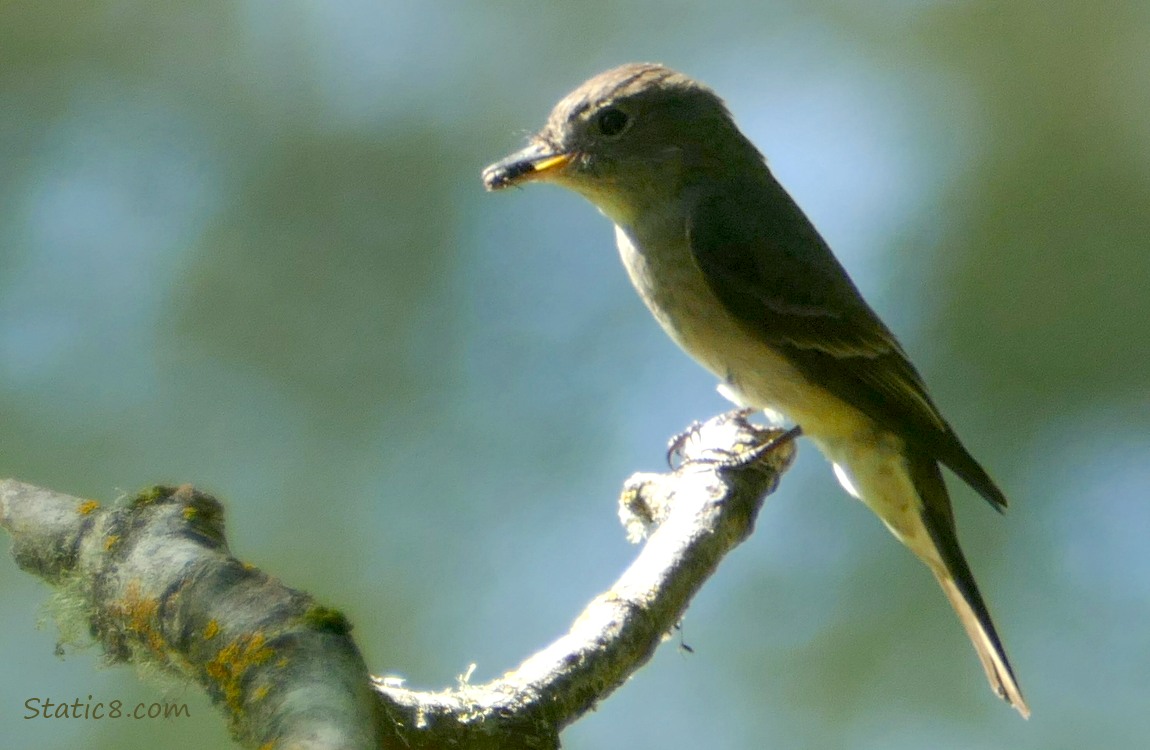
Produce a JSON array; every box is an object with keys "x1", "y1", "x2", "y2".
[{"x1": 595, "y1": 107, "x2": 631, "y2": 138}]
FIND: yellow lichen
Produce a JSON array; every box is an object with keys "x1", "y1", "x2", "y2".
[
  {"x1": 109, "y1": 581, "x2": 166, "y2": 656},
  {"x1": 206, "y1": 633, "x2": 275, "y2": 712},
  {"x1": 78, "y1": 500, "x2": 100, "y2": 515}
]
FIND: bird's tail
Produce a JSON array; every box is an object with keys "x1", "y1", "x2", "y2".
[
  {"x1": 932, "y1": 568, "x2": 1030, "y2": 718},
  {"x1": 908, "y1": 454, "x2": 1030, "y2": 718}
]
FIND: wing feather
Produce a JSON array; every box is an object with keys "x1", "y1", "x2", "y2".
[{"x1": 687, "y1": 180, "x2": 1006, "y2": 510}]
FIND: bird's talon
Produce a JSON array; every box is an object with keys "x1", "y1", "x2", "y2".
[
  {"x1": 666, "y1": 421, "x2": 704, "y2": 468},
  {"x1": 711, "y1": 425, "x2": 802, "y2": 470}
]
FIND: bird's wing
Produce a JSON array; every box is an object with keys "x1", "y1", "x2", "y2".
[{"x1": 687, "y1": 182, "x2": 1006, "y2": 510}]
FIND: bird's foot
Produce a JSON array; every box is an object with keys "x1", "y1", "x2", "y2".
[
  {"x1": 709, "y1": 424, "x2": 802, "y2": 470},
  {"x1": 667, "y1": 409, "x2": 798, "y2": 470},
  {"x1": 666, "y1": 420, "x2": 704, "y2": 469}
]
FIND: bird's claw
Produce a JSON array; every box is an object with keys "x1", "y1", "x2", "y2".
[
  {"x1": 666, "y1": 421, "x2": 704, "y2": 469},
  {"x1": 707, "y1": 424, "x2": 802, "y2": 470},
  {"x1": 668, "y1": 409, "x2": 798, "y2": 470}
]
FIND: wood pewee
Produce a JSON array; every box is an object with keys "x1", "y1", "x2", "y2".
[{"x1": 482, "y1": 62, "x2": 1028, "y2": 717}]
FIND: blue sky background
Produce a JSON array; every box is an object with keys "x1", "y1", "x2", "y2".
[{"x1": 2, "y1": 2, "x2": 1149, "y2": 748}]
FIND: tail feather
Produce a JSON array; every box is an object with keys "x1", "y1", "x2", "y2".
[
  {"x1": 907, "y1": 452, "x2": 1030, "y2": 718},
  {"x1": 933, "y1": 570, "x2": 1030, "y2": 718}
]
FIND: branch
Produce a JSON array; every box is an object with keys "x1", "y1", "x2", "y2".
[
  {"x1": 1, "y1": 412, "x2": 795, "y2": 749},
  {"x1": 0, "y1": 481, "x2": 383, "y2": 749}
]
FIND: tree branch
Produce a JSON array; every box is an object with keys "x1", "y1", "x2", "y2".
[{"x1": 1, "y1": 412, "x2": 795, "y2": 749}]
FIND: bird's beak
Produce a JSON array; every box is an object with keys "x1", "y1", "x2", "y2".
[{"x1": 482, "y1": 141, "x2": 573, "y2": 191}]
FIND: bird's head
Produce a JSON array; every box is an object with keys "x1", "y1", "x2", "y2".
[{"x1": 482, "y1": 63, "x2": 758, "y2": 226}]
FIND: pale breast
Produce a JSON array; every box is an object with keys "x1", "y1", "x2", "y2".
[{"x1": 613, "y1": 223, "x2": 871, "y2": 443}]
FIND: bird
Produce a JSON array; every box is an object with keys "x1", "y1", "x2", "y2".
[{"x1": 481, "y1": 62, "x2": 1028, "y2": 717}]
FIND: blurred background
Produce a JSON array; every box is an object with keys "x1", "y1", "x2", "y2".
[{"x1": 1, "y1": 1, "x2": 1148, "y2": 748}]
